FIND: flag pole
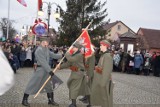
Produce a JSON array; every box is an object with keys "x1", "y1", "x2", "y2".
[
  {"x1": 34, "y1": 20, "x2": 93, "y2": 98},
  {"x1": 7, "y1": 0, "x2": 10, "y2": 39},
  {"x1": 34, "y1": 0, "x2": 39, "y2": 46}
]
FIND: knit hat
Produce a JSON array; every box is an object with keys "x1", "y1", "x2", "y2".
[
  {"x1": 39, "y1": 37, "x2": 49, "y2": 42},
  {"x1": 100, "y1": 40, "x2": 111, "y2": 47},
  {"x1": 136, "y1": 51, "x2": 140, "y2": 54}
]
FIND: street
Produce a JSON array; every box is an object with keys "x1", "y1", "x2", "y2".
[{"x1": 0, "y1": 68, "x2": 160, "y2": 107}]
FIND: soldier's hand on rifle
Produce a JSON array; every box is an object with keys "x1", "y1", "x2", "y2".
[{"x1": 49, "y1": 71, "x2": 54, "y2": 76}]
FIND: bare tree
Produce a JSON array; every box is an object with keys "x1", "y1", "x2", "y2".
[{"x1": 0, "y1": 18, "x2": 17, "y2": 40}]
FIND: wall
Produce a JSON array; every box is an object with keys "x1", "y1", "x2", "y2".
[
  {"x1": 111, "y1": 22, "x2": 129, "y2": 36},
  {"x1": 120, "y1": 37, "x2": 137, "y2": 52},
  {"x1": 137, "y1": 29, "x2": 150, "y2": 50},
  {"x1": 149, "y1": 48, "x2": 160, "y2": 54}
]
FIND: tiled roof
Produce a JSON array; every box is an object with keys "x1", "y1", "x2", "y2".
[
  {"x1": 139, "y1": 28, "x2": 160, "y2": 48},
  {"x1": 102, "y1": 21, "x2": 119, "y2": 30},
  {"x1": 120, "y1": 31, "x2": 137, "y2": 38},
  {"x1": 102, "y1": 20, "x2": 135, "y2": 34}
]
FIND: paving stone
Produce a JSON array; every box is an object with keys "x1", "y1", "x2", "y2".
[{"x1": 0, "y1": 68, "x2": 160, "y2": 107}]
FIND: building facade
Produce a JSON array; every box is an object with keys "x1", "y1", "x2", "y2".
[
  {"x1": 103, "y1": 20, "x2": 137, "y2": 52},
  {"x1": 137, "y1": 28, "x2": 160, "y2": 53}
]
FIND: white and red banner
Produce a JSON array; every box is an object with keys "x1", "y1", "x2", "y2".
[
  {"x1": 17, "y1": 0, "x2": 27, "y2": 7},
  {"x1": 38, "y1": 0, "x2": 42, "y2": 11},
  {"x1": 0, "y1": 49, "x2": 15, "y2": 95},
  {"x1": 70, "y1": 29, "x2": 94, "y2": 58}
]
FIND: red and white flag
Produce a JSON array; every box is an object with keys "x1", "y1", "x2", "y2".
[
  {"x1": 17, "y1": 0, "x2": 27, "y2": 7},
  {"x1": 38, "y1": 0, "x2": 43, "y2": 11},
  {"x1": 0, "y1": 48, "x2": 15, "y2": 95},
  {"x1": 70, "y1": 29, "x2": 94, "y2": 58}
]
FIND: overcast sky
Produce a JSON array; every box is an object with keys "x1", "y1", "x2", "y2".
[{"x1": 0, "y1": 0, "x2": 160, "y2": 35}]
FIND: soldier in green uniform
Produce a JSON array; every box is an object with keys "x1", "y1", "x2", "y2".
[
  {"x1": 58, "y1": 42, "x2": 90, "y2": 107},
  {"x1": 85, "y1": 54, "x2": 95, "y2": 88},
  {"x1": 22, "y1": 40, "x2": 62, "y2": 107},
  {"x1": 90, "y1": 40, "x2": 114, "y2": 107},
  {"x1": 79, "y1": 50, "x2": 95, "y2": 106}
]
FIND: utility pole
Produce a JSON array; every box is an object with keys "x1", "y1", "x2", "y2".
[{"x1": 7, "y1": 0, "x2": 10, "y2": 39}]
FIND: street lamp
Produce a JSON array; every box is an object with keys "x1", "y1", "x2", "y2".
[
  {"x1": 38, "y1": 2, "x2": 60, "y2": 36},
  {"x1": 21, "y1": 25, "x2": 30, "y2": 35}
]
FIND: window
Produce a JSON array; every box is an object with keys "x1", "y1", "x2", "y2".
[
  {"x1": 107, "y1": 29, "x2": 111, "y2": 36},
  {"x1": 120, "y1": 43, "x2": 124, "y2": 50},
  {"x1": 127, "y1": 44, "x2": 134, "y2": 53},
  {"x1": 117, "y1": 25, "x2": 121, "y2": 31}
]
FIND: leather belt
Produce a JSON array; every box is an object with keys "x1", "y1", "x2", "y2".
[
  {"x1": 37, "y1": 65, "x2": 41, "y2": 67},
  {"x1": 80, "y1": 69, "x2": 84, "y2": 72},
  {"x1": 70, "y1": 66, "x2": 85, "y2": 72}
]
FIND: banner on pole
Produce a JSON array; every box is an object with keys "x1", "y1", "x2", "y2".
[
  {"x1": 70, "y1": 29, "x2": 94, "y2": 58},
  {"x1": 17, "y1": 0, "x2": 27, "y2": 7}
]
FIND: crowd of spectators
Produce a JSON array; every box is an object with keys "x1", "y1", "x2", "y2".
[
  {"x1": 0, "y1": 40, "x2": 160, "y2": 77},
  {"x1": 0, "y1": 40, "x2": 67, "y2": 73},
  {"x1": 112, "y1": 48, "x2": 160, "y2": 77}
]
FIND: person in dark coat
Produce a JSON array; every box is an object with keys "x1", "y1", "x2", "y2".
[
  {"x1": 13, "y1": 54, "x2": 20, "y2": 70},
  {"x1": 19, "y1": 46, "x2": 26, "y2": 68},
  {"x1": 22, "y1": 40, "x2": 62, "y2": 106},
  {"x1": 151, "y1": 52, "x2": 157, "y2": 76},
  {"x1": 154, "y1": 52, "x2": 160, "y2": 77},
  {"x1": 8, "y1": 53, "x2": 17, "y2": 73}
]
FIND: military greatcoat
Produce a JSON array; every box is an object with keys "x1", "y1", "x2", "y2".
[
  {"x1": 85, "y1": 54, "x2": 95, "y2": 89},
  {"x1": 24, "y1": 46, "x2": 62, "y2": 95},
  {"x1": 60, "y1": 51, "x2": 89, "y2": 99},
  {"x1": 91, "y1": 51, "x2": 114, "y2": 107}
]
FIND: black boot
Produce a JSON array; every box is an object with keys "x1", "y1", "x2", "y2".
[
  {"x1": 47, "y1": 92, "x2": 59, "y2": 106},
  {"x1": 22, "y1": 93, "x2": 30, "y2": 106},
  {"x1": 69, "y1": 99, "x2": 77, "y2": 107},
  {"x1": 86, "y1": 95, "x2": 91, "y2": 107}
]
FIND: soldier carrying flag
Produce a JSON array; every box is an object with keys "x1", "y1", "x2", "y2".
[
  {"x1": 57, "y1": 41, "x2": 91, "y2": 107},
  {"x1": 33, "y1": 21, "x2": 94, "y2": 107},
  {"x1": 56, "y1": 28, "x2": 94, "y2": 107}
]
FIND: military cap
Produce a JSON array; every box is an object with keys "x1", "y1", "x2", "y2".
[
  {"x1": 41, "y1": 37, "x2": 49, "y2": 41},
  {"x1": 73, "y1": 41, "x2": 83, "y2": 49},
  {"x1": 100, "y1": 40, "x2": 111, "y2": 47}
]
